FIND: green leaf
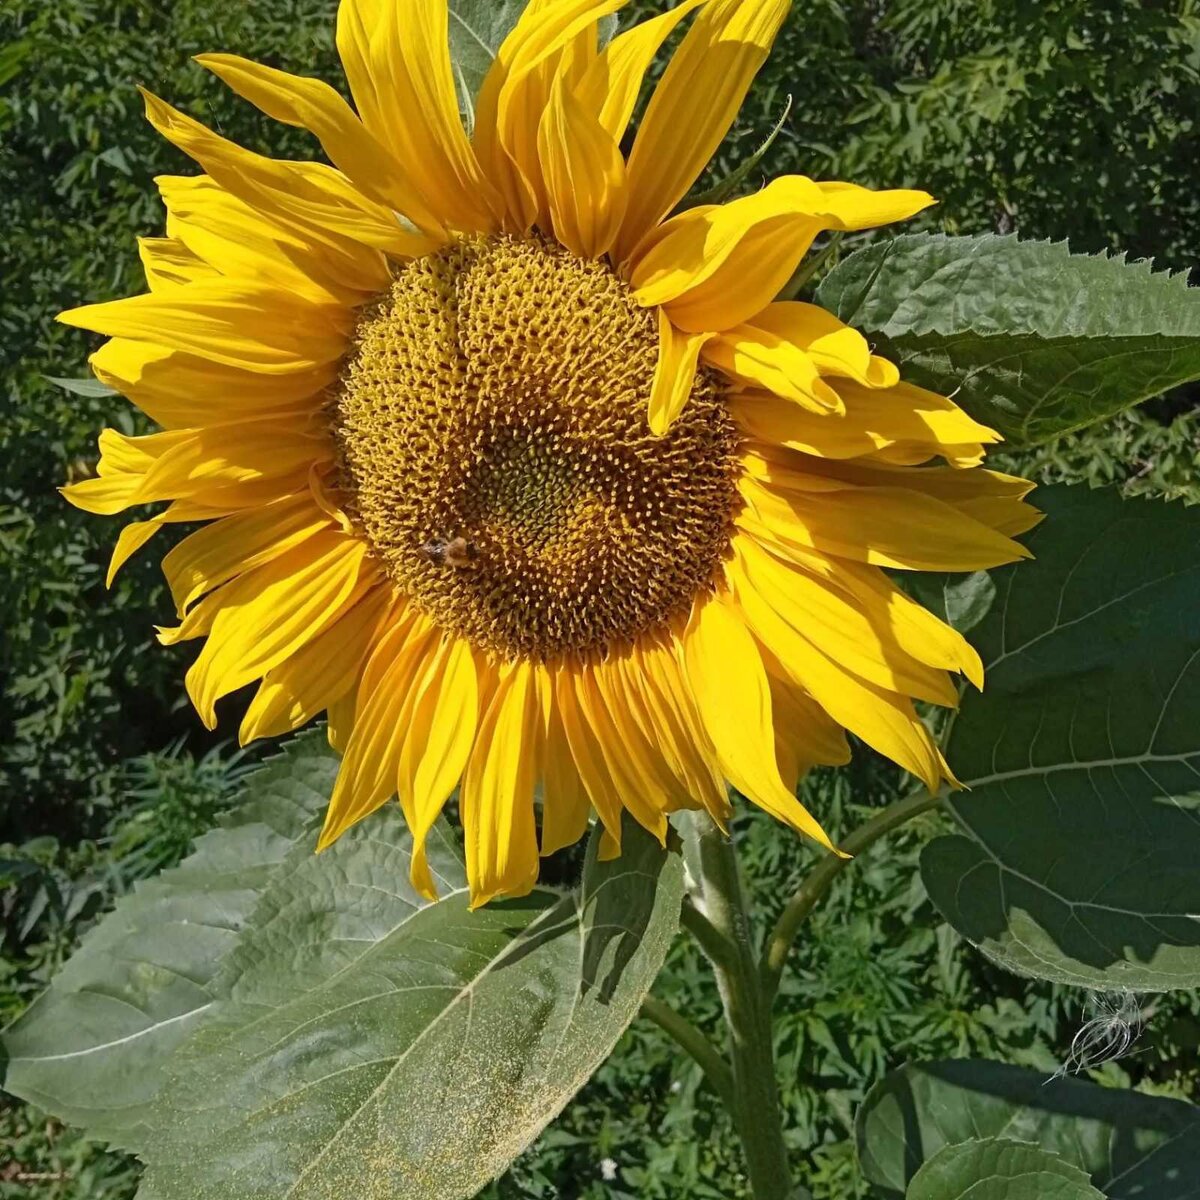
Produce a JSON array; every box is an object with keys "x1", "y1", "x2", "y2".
[
  {"x1": 856, "y1": 1058, "x2": 1200, "y2": 1198},
  {"x1": 923, "y1": 485, "x2": 1200, "y2": 990},
  {"x1": 815, "y1": 233, "x2": 1200, "y2": 446},
  {"x1": 906, "y1": 1139, "x2": 1102, "y2": 1200},
  {"x1": 0, "y1": 39, "x2": 32, "y2": 88},
  {"x1": 136, "y1": 817, "x2": 683, "y2": 1200},
  {"x1": 43, "y1": 375, "x2": 117, "y2": 398},
  {"x1": 0, "y1": 731, "x2": 338, "y2": 1148}
]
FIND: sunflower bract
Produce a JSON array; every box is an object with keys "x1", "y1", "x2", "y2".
[{"x1": 59, "y1": 0, "x2": 1038, "y2": 905}]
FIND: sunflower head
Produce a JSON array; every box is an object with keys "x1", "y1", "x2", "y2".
[
  {"x1": 59, "y1": 0, "x2": 1037, "y2": 905},
  {"x1": 332, "y1": 233, "x2": 741, "y2": 662}
]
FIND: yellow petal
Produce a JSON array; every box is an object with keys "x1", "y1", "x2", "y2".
[
  {"x1": 185, "y1": 534, "x2": 372, "y2": 727},
  {"x1": 554, "y1": 662, "x2": 626, "y2": 846},
  {"x1": 798, "y1": 456, "x2": 1032, "y2": 500},
  {"x1": 194, "y1": 54, "x2": 451, "y2": 238},
  {"x1": 286, "y1": 160, "x2": 437, "y2": 257},
  {"x1": 537, "y1": 72, "x2": 627, "y2": 258},
  {"x1": 318, "y1": 615, "x2": 440, "y2": 849},
  {"x1": 461, "y1": 660, "x2": 542, "y2": 906},
  {"x1": 648, "y1": 311, "x2": 712, "y2": 435},
  {"x1": 150, "y1": 490, "x2": 330, "y2": 649},
  {"x1": 156, "y1": 470, "x2": 315, "y2": 521},
  {"x1": 239, "y1": 584, "x2": 392, "y2": 743},
  {"x1": 796, "y1": 455, "x2": 1040, "y2": 541},
  {"x1": 138, "y1": 237, "x2": 219, "y2": 291},
  {"x1": 139, "y1": 90, "x2": 400, "y2": 287},
  {"x1": 397, "y1": 636, "x2": 481, "y2": 899},
  {"x1": 631, "y1": 176, "x2": 934, "y2": 331},
  {"x1": 326, "y1": 688, "x2": 357, "y2": 754},
  {"x1": 730, "y1": 379, "x2": 999, "y2": 464},
  {"x1": 59, "y1": 280, "x2": 351, "y2": 375},
  {"x1": 767, "y1": 669, "x2": 850, "y2": 791},
  {"x1": 616, "y1": 0, "x2": 790, "y2": 261},
  {"x1": 162, "y1": 493, "x2": 331, "y2": 616},
  {"x1": 352, "y1": 605, "x2": 423, "y2": 721},
  {"x1": 335, "y1": 0, "x2": 387, "y2": 133},
  {"x1": 740, "y1": 473, "x2": 1032, "y2": 572},
  {"x1": 954, "y1": 495, "x2": 1044, "y2": 538},
  {"x1": 703, "y1": 327, "x2": 841, "y2": 413},
  {"x1": 337, "y1": 0, "x2": 507, "y2": 223},
  {"x1": 575, "y1": 0, "x2": 707, "y2": 141},
  {"x1": 731, "y1": 394, "x2": 881, "y2": 460},
  {"x1": 624, "y1": 641, "x2": 729, "y2": 823},
  {"x1": 730, "y1": 560, "x2": 945, "y2": 791},
  {"x1": 739, "y1": 301, "x2": 899, "y2": 389},
  {"x1": 158, "y1": 175, "x2": 358, "y2": 305},
  {"x1": 95, "y1": 426, "x2": 193, "y2": 476},
  {"x1": 573, "y1": 661, "x2": 670, "y2": 838},
  {"x1": 59, "y1": 475, "x2": 132, "y2": 517},
  {"x1": 834, "y1": 378, "x2": 1000, "y2": 447},
  {"x1": 61, "y1": 428, "x2": 191, "y2": 516},
  {"x1": 770, "y1": 542, "x2": 985, "y2": 688},
  {"x1": 538, "y1": 668, "x2": 593, "y2": 856},
  {"x1": 141, "y1": 423, "x2": 331, "y2": 504},
  {"x1": 598, "y1": 828, "x2": 622, "y2": 861},
  {"x1": 333, "y1": 0, "x2": 503, "y2": 233},
  {"x1": 91, "y1": 337, "x2": 333, "y2": 430},
  {"x1": 734, "y1": 535, "x2": 960, "y2": 705},
  {"x1": 681, "y1": 593, "x2": 839, "y2": 851},
  {"x1": 584, "y1": 657, "x2": 673, "y2": 839},
  {"x1": 474, "y1": 0, "x2": 626, "y2": 231}
]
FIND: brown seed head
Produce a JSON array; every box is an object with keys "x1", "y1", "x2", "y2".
[{"x1": 332, "y1": 234, "x2": 741, "y2": 662}]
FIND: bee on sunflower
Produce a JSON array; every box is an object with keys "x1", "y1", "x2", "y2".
[{"x1": 61, "y1": 0, "x2": 1037, "y2": 906}]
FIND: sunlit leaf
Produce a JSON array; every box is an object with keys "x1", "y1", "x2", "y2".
[
  {"x1": 816, "y1": 233, "x2": 1200, "y2": 446},
  {"x1": 135, "y1": 817, "x2": 682, "y2": 1200},
  {"x1": 906, "y1": 1138, "x2": 1102, "y2": 1200}
]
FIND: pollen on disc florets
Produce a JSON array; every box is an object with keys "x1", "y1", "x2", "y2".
[{"x1": 332, "y1": 234, "x2": 742, "y2": 662}]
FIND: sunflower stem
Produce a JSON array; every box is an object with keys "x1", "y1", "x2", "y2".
[
  {"x1": 681, "y1": 896, "x2": 738, "y2": 970},
  {"x1": 759, "y1": 786, "x2": 946, "y2": 1004},
  {"x1": 689, "y1": 815, "x2": 793, "y2": 1200}
]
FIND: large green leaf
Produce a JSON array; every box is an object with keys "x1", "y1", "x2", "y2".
[
  {"x1": 0, "y1": 731, "x2": 337, "y2": 1148},
  {"x1": 135, "y1": 817, "x2": 683, "y2": 1200},
  {"x1": 815, "y1": 233, "x2": 1200, "y2": 446},
  {"x1": 906, "y1": 1139, "x2": 1102, "y2": 1200},
  {"x1": 922, "y1": 485, "x2": 1200, "y2": 991},
  {"x1": 857, "y1": 1058, "x2": 1200, "y2": 1198}
]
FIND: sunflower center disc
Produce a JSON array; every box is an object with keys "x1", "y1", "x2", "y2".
[{"x1": 333, "y1": 234, "x2": 741, "y2": 662}]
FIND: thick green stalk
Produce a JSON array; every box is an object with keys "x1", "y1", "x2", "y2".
[{"x1": 691, "y1": 817, "x2": 793, "y2": 1200}]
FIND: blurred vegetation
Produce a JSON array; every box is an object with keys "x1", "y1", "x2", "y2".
[{"x1": 1, "y1": 0, "x2": 1198, "y2": 1196}]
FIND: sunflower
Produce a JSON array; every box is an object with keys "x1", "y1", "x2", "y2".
[{"x1": 61, "y1": 0, "x2": 1037, "y2": 905}]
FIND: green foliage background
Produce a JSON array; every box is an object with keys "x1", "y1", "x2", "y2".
[{"x1": 1, "y1": 0, "x2": 1198, "y2": 1196}]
